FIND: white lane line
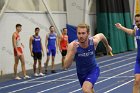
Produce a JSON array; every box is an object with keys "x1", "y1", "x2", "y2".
[
  {"x1": 96, "y1": 69, "x2": 133, "y2": 84},
  {"x1": 0, "y1": 68, "x2": 76, "y2": 89},
  {"x1": 100, "y1": 57, "x2": 135, "y2": 68},
  {"x1": 27, "y1": 61, "x2": 135, "y2": 91},
  {"x1": 69, "y1": 69, "x2": 134, "y2": 93},
  {"x1": 98, "y1": 52, "x2": 136, "y2": 64},
  {"x1": 100, "y1": 61, "x2": 135, "y2": 74},
  {"x1": 25, "y1": 79, "x2": 78, "y2": 83},
  {"x1": 1, "y1": 52, "x2": 135, "y2": 89},
  {"x1": 7, "y1": 58, "x2": 135, "y2": 93},
  {"x1": 37, "y1": 80, "x2": 78, "y2": 93},
  {"x1": 104, "y1": 79, "x2": 134, "y2": 93},
  {"x1": 8, "y1": 73, "x2": 76, "y2": 93},
  {"x1": 99, "y1": 76, "x2": 134, "y2": 79},
  {"x1": 23, "y1": 62, "x2": 135, "y2": 83},
  {"x1": 37, "y1": 69, "x2": 134, "y2": 93}
]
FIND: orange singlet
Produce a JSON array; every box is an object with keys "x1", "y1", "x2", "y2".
[
  {"x1": 60, "y1": 35, "x2": 68, "y2": 50},
  {"x1": 13, "y1": 32, "x2": 23, "y2": 56}
]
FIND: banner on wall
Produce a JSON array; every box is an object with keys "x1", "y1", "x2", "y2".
[{"x1": 66, "y1": 24, "x2": 77, "y2": 43}]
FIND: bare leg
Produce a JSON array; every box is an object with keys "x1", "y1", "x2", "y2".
[
  {"x1": 19, "y1": 54, "x2": 26, "y2": 76},
  {"x1": 133, "y1": 74, "x2": 140, "y2": 93},
  {"x1": 45, "y1": 56, "x2": 50, "y2": 71},
  {"x1": 14, "y1": 56, "x2": 19, "y2": 77},
  {"x1": 62, "y1": 56, "x2": 65, "y2": 69},
  {"x1": 33, "y1": 60, "x2": 37, "y2": 73},
  {"x1": 38, "y1": 60, "x2": 42, "y2": 73},
  {"x1": 82, "y1": 81, "x2": 94, "y2": 93},
  {"x1": 51, "y1": 56, "x2": 55, "y2": 70}
]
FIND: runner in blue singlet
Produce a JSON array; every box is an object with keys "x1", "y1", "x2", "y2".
[
  {"x1": 29, "y1": 27, "x2": 44, "y2": 77},
  {"x1": 115, "y1": 14, "x2": 140, "y2": 93},
  {"x1": 44, "y1": 26, "x2": 58, "y2": 74},
  {"x1": 64, "y1": 24, "x2": 112, "y2": 93}
]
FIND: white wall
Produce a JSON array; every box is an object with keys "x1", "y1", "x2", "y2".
[
  {"x1": 89, "y1": 14, "x2": 96, "y2": 35},
  {"x1": 0, "y1": 0, "x2": 5, "y2": 10},
  {"x1": 0, "y1": 12, "x2": 67, "y2": 75},
  {"x1": 0, "y1": 11, "x2": 96, "y2": 75},
  {"x1": 1, "y1": 0, "x2": 135, "y2": 75},
  {"x1": 7, "y1": 0, "x2": 65, "y2": 11},
  {"x1": 66, "y1": 0, "x2": 85, "y2": 26}
]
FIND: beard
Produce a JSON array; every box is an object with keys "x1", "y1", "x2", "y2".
[
  {"x1": 78, "y1": 37, "x2": 88, "y2": 43},
  {"x1": 51, "y1": 30, "x2": 54, "y2": 33},
  {"x1": 137, "y1": 24, "x2": 140, "y2": 29},
  {"x1": 35, "y1": 33, "x2": 38, "y2": 36}
]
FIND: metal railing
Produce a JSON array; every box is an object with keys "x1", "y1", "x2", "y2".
[
  {"x1": 0, "y1": 0, "x2": 9, "y2": 20},
  {"x1": 42, "y1": 0, "x2": 62, "y2": 35}
]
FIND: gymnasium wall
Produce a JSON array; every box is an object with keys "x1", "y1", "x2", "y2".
[
  {"x1": 0, "y1": 0, "x2": 135, "y2": 75},
  {"x1": 0, "y1": 12, "x2": 66, "y2": 75},
  {"x1": 0, "y1": 11, "x2": 96, "y2": 75},
  {"x1": 7, "y1": 0, "x2": 65, "y2": 11}
]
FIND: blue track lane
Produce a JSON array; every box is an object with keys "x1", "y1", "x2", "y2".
[{"x1": 0, "y1": 51, "x2": 137, "y2": 93}]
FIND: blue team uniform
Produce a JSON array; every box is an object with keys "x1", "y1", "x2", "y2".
[
  {"x1": 32, "y1": 35, "x2": 42, "y2": 60},
  {"x1": 32, "y1": 35, "x2": 41, "y2": 52},
  {"x1": 47, "y1": 33, "x2": 57, "y2": 56},
  {"x1": 135, "y1": 28, "x2": 140, "y2": 74},
  {"x1": 74, "y1": 38, "x2": 100, "y2": 86}
]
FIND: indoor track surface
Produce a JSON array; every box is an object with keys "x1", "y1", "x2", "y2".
[{"x1": 0, "y1": 51, "x2": 137, "y2": 93}]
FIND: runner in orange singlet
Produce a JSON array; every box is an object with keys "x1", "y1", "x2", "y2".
[
  {"x1": 59, "y1": 28, "x2": 68, "y2": 70},
  {"x1": 12, "y1": 24, "x2": 30, "y2": 80}
]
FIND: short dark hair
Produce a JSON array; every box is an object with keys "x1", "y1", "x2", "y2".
[
  {"x1": 62, "y1": 28, "x2": 67, "y2": 31},
  {"x1": 135, "y1": 14, "x2": 140, "y2": 17},
  {"x1": 35, "y1": 27, "x2": 40, "y2": 31},
  {"x1": 77, "y1": 23, "x2": 90, "y2": 33},
  {"x1": 16, "y1": 24, "x2": 22, "y2": 28},
  {"x1": 49, "y1": 26, "x2": 54, "y2": 30}
]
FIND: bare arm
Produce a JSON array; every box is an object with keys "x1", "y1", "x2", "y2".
[
  {"x1": 64, "y1": 42, "x2": 78, "y2": 69},
  {"x1": 115, "y1": 23, "x2": 135, "y2": 35},
  {"x1": 58, "y1": 35, "x2": 62, "y2": 51},
  {"x1": 56, "y1": 35, "x2": 59, "y2": 52},
  {"x1": 12, "y1": 33, "x2": 17, "y2": 49},
  {"x1": 21, "y1": 43, "x2": 24, "y2": 48},
  {"x1": 67, "y1": 36, "x2": 69, "y2": 48},
  {"x1": 45, "y1": 34, "x2": 48, "y2": 52},
  {"x1": 29, "y1": 36, "x2": 33, "y2": 56},
  {"x1": 93, "y1": 33, "x2": 112, "y2": 53},
  {"x1": 40, "y1": 37, "x2": 44, "y2": 56}
]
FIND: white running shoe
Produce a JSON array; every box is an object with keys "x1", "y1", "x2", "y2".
[
  {"x1": 39, "y1": 73, "x2": 45, "y2": 76},
  {"x1": 24, "y1": 75, "x2": 31, "y2": 79},
  {"x1": 34, "y1": 73, "x2": 39, "y2": 77},
  {"x1": 15, "y1": 76, "x2": 21, "y2": 80}
]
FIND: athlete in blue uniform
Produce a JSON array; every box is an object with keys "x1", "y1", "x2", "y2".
[
  {"x1": 115, "y1": 14, "x2": 140, "y2": 93},
  {"x1": 29, "y1": 27, "x2": 44, "y2": 76},
  {"x1": 64, "y1": 24, "x2": 112, "y2": 93},
  {"x1": 44, "y1": 26, "x2": 58, "y2": 74}
]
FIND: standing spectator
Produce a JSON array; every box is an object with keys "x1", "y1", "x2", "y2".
[
  {"x1": 44, "y1": 26, "x2": 58, "y2": 74},
  {"x1": 29, "y1": 27, "x2": 44, "y2": 77},
  {"x1": 59, "y1": 28, "x2": 68, "y2": 70},
  {"x1": 12, "y1": 24, "x2": 30, "y2": 80}
]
